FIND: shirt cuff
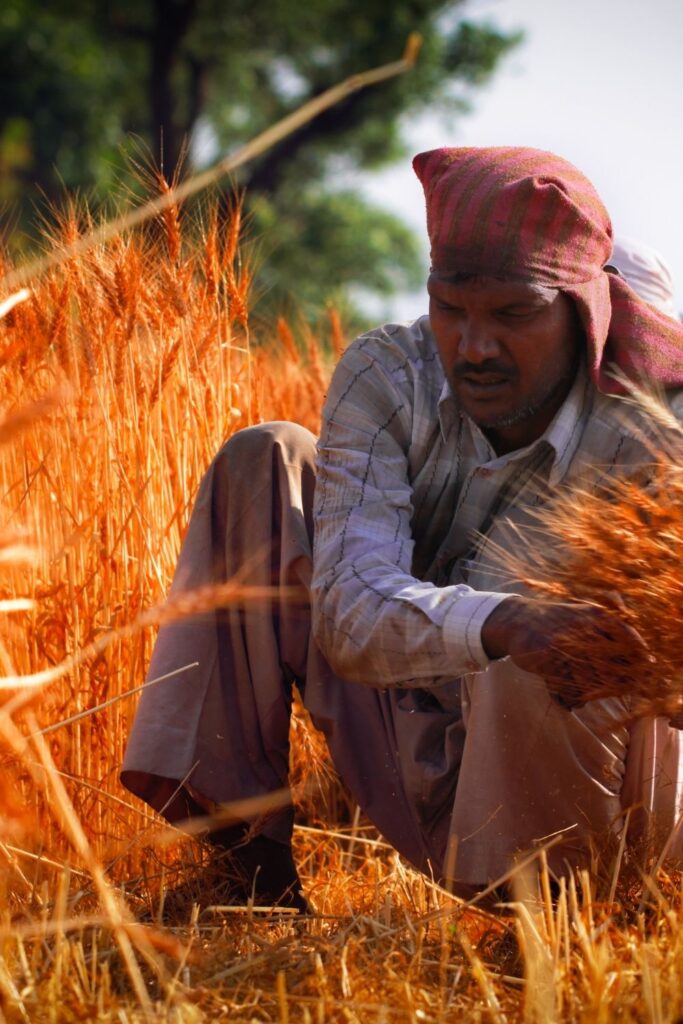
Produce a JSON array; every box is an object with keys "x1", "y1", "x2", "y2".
[{"x1": 442, "y1": 591, "x2": 519, "y2": 672}]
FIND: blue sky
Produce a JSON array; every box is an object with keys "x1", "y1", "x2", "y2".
[{"x1": 358, "y1": 0, "x2": 683, "y2": 320}]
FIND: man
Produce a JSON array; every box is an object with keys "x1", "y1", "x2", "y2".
[{"x1": 122, "y1": 147, "x2": 683, "y2": 909}]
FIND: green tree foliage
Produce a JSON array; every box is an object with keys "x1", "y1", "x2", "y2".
[{"x1": 0, "y1": 0, "x2": 520, "y2": 323}]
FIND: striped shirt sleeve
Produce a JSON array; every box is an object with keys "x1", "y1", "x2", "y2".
[{"x1": 311, "y1": 331, "x2": 510, "y2": 687}]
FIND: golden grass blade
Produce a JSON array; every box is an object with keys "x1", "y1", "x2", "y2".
[
  {"x1": 459, "y1": 932, "x2": 508, "y2": 1024},
  {"x1": 26, "y1": 716, "x2": 161, "y2": 1015},
  {"x1": 0, "y1": 599, "x2": 34, "y2": 613},
  {"x1": 608, "y1": 807, "x2": 631, "y2": 908},
  {"x1": 1, "y1": 842, "x2": 91, "y2": 880},
  {"x1": 0, "y1": 581, "x2": 305, "y2": 704},
  {"x1": 30, "y1": 663, "x2": 199, "y2": 738},
  {"x1": 511, "y1": 862, "x2": 559, "y2": 1024},
  {"x1": 0, "y1": 389, "x2": 70, "y2": 446},
  {"x1": 0, "y1": 706, "x2": 160, "y2": 1013},
  {"x1": 0, "y1": 289, "x2": 30, "y2": 319},
  {"x1": 462, "y1": 833, "x2": 572, "y2": 913},
  {"x1": 0, "y1": 543, "x2": 37, "y2": 566},
  {"x1": 294, "y1": 824, "x2": 394, "y2": 851},
  {"x1": 204, "y1": 905, "x2": 301, "y2": 917},
  {"x1": 155, "y1": 787, "x2": 293, "y2": 846}
]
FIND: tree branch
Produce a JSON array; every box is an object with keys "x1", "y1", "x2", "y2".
[{"x1": 243, "y1": 87, "x2": 380, "y2": 196}]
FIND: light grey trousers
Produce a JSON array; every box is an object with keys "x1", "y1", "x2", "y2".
[{"x1": 122, "y1": 422, "x2": 682, "y2": 886}]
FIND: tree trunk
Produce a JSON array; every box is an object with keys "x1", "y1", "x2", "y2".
[{"x1": 149, "y1": 0, "x2": 198, "y2": 177}]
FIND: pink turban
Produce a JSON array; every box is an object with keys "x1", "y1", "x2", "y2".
[{"x1": 413, "y1": 147, "x2": 683, "y2": 395}]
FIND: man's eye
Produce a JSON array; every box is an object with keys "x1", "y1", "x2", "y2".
[
  {"x1": 433, "y1": 301, "x2": 464, "y2": 314},
  {"x1": 498, "y1": 307, "x2": 536, "y2": 319}
]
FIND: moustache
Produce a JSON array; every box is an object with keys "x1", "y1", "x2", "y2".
[{"x1": 452, "y1": 360, "x2": 515, "y2": 379}]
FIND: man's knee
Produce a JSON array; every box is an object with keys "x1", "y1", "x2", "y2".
[
  {"x1": 216, "y1": 421, "x2": 317, "y2": 474},
  {"x1": 211, "y1": 422, "x2": 318, "y2": 542}
]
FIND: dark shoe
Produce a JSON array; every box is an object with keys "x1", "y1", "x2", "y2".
[
  {"x1": 142, "y1": 832, "x2": 309, "y2": 922},
  {"x1": 209, "y1": 825, "x2": 310, "y2": 913}
]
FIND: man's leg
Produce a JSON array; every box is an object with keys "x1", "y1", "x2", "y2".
[
  {"x1": 449, "y1": 665, "x2": 630, "y2": 887},
  {"x1": 122, "y1": 422, "x2": 318, "y2": 906},
  {"x1": 304, "y1": 661, "x2": 463, "y2": 878},
  {"x1": 122, "y1": 421, "x2": 456, "y2": 896}
]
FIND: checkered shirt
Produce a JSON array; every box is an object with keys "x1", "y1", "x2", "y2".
[{"x1": 311, "y1": 315, "x2": 679, "y2": 687}]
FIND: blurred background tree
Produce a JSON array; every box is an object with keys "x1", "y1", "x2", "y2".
[{"x1": 0, "y1": 0, "x2": 520, "y2": 326}]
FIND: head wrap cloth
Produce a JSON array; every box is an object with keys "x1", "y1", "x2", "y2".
[
  {"x1": 610, "y1": 236, "x2": 678, "y2": 320},
  {"x1": 413, "y1": 147, "x2": 683, "y2": 395}
]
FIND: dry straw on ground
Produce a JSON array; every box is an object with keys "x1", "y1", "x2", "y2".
[{"x1": 0, "y1": 179, "x2": 682, "y2": 1021}]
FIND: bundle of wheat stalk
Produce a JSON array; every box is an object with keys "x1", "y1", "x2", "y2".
[{"x1": 504, "y1": 390, "x2": 683, "y2": 721}]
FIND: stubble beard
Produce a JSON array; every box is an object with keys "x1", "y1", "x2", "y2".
[{"x1": 461, "y1": 359, "x2": 579, "y2": 431}]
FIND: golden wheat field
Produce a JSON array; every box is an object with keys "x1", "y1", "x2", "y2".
[{"x1": 0, "y1": 184, "x2": 682, "y2": 1023}]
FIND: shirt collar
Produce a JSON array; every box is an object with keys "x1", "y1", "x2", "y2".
[
  {"x1": 438, "y1": 361, "x2": 592, "y2": 485},
  {"x1": 542, "y1": 361, "x2": 592, "y2": 485}
]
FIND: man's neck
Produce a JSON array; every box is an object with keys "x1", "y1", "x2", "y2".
[{"x1": 482, "y1": 368, "x2": 580, "y2": 456}]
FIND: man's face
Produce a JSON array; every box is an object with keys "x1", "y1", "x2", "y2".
[{"x1": 428, "y1": 274, "x2": 582, "y2": 453}]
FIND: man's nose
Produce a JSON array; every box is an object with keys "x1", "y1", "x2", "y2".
[{"x1": 456, "y1": 318, "x2": 500, "y2": 363}]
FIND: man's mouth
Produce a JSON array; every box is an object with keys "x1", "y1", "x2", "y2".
[{"x1": 455, "y1": 373, "x2": 512, "y2": 394}]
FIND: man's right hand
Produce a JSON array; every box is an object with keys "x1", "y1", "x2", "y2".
[{"x1": 481, "y1": 596, "x2": 651, "y2": 709}]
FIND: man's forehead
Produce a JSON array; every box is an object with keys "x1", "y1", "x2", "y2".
[{"x1": 427, "y1": 272, "x2": 559, "y2": 302}]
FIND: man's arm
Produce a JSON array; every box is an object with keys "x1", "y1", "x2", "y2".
[{"x1": 311, "y1": 328, "x2": 511, "y2": 686}]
